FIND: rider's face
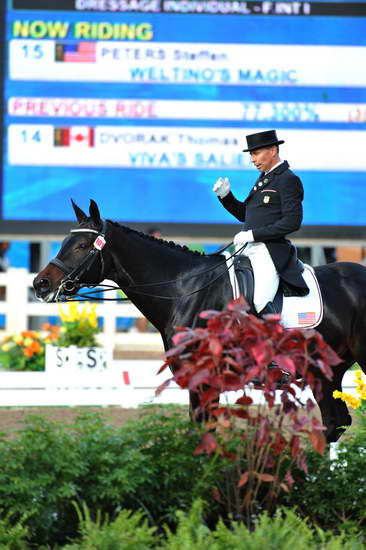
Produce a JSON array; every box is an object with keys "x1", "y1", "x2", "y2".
[{"x1": 250, "y1": 146, "x2": 279, "y2": 173}]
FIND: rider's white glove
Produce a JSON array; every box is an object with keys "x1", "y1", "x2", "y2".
[
  {"x1": 233, "y1": 230, "x2": 254, "y2": 251},
  {"x1": 213, "y1": 177, "x2": 230, "y2": 199}
]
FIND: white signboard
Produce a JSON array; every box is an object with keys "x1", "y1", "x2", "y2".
[{"x1": 45, "y1": 344, "x2": 116, "y2": 388}]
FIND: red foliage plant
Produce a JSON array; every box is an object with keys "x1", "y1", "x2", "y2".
[{"x1": 157, "y1": 298, "x2": 341, "y2": 520}]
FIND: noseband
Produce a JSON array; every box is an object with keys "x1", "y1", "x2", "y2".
[{"x1": 50, "y1": 219, "x2": 108, "y2": 298}]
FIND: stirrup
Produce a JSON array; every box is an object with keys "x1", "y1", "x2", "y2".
[
  {"x1": 248, "y1": 363, "x2": 291, "y2": 388},
  {"x1": 268, "y1": 362, "x2": 291, "y2": 386}
]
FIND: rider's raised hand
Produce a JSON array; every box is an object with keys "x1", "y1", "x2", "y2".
[{"x1": 213, "y1": 177, "x2": 231, "y2": 199}]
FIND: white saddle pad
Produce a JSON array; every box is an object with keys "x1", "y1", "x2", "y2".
[
  {"x1": 223, "y1": 253, "x2": 323, "y2": 330},
  {"x1": 280, "y1": 264, "x2": 323, "y2": 329}
]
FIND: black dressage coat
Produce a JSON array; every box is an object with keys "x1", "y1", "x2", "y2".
[{"x1": 220, "y1": 160, "x2": 309, "y2": 295}]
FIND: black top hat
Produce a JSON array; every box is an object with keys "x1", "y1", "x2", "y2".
[{"x1": 243, "y1": 130, "x2": 284, "y2": 152}]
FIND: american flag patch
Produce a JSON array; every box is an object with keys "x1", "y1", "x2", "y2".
[{"x1": 298, "y1": 312, "x2": 316, "y2": 325}]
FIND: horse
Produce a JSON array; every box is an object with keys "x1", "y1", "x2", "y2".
[{"x1": 33, "y1": 199, "x2": 366, "y2": 443}]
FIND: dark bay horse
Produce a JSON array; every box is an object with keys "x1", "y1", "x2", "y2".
[{"x1": 33, "y1": 200, "x2": 366, "y2": 443}]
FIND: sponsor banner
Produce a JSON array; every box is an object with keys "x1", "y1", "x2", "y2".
[
  {"x1": 8, "y1": 124, "x2": 366, "y2": 171},
  {"x1": 9, "y1": 39, "x2": 366, "y2": 87},
  {"x1": 8, "y1": 96, "x2": 366, "y2": 123}
]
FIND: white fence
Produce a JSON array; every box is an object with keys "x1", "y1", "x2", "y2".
[
  {"x1": 0, "y1": 366, "x2": 357, "y2": 408},
  {"x1": 0, "y1": 360, "x2": 189, "y2": 407},
  {"x1": 0, "y1": 268, "x2": 164, "y2": 353}
]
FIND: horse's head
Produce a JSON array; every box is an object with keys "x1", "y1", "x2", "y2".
[{"x1": 33, "y1": 199, "x2": 110, "y2": 302}]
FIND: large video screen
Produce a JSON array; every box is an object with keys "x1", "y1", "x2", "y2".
[{"x1": 2, "y1": 0, "x2": 366, "y2": 226}]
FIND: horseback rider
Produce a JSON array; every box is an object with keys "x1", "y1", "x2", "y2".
[{"x1": 213, "y1": 129, "x2": 309, "y2": 316}]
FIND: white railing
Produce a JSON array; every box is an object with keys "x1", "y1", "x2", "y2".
[
  {"x1": 0, "y1": 268, "x2": 164, "y2": 352},
  {"x1": 0, "y1": 360, "x2": 187, "y2": 407},
  {"x1": 0, "y1": 367, "x2": 357, "y2": 408}
]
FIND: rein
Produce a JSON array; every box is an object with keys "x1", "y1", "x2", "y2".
[{"x1": 51, "y1": 220, "x2": 243, "y2": 302}]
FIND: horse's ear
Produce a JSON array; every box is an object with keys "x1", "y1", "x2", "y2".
[
  {"x1": 71, "y1": 199, "x2": 88, "y2": 224},
  {"x1": 89, "y1": 199, "x2": 101, "y2": 226}
]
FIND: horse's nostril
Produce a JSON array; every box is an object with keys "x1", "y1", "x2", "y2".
[{"x1": 38, "y1": 278, "x2": 50, "y2": 290}]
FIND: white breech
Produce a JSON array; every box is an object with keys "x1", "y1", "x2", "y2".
[{"x1": 242, "y1": 242, "x2": 280, "y2": 313}]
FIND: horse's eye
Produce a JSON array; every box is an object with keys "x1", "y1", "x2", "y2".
[{"x1": 78, "y1": 242, "x2": 88, "y2": 250}]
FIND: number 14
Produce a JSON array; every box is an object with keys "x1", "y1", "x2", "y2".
[{"x1": 20, "y1": 130, "x2": 42, "y2": 142}]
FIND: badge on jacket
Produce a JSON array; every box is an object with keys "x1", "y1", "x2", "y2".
[{"x1": 263, "y1": 195, "x2": 270, "y2": 203}]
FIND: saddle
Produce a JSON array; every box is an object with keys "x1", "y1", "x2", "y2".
[{"x1": 233, "y1": 255, "x2": 305, "y2": 315}]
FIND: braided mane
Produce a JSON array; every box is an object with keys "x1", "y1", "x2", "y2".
[{"x1": 108, "y1": 220, "x2": 205, "y2": 257}]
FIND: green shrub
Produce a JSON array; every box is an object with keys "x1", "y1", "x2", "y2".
[
  {"x1": 0, "y1": 513, "x2": 29, "y2": 550},
  {"x1": 116, "y1": 405, "x2": 221, "y2": 525},
  {"x1": 278, "y1": 439, "x2": 366, "y2": 533},
  {"x1": 161, "y1": 500, "x2": 216, "y2": 550},
  {"x1": 62, "y1": 502, "x2": 158, "y2": 550},
  {"x1": 160, "y1": 500, "x2": 365, "y2": 550},
  {"x1": 214, "y1": 507, "x2": 315, "y2": 550},
  {"x1": 0, "y1": 407, "x2": 219, "y2": 547},
  {"x1": 4, "y1": 405, "x2": 366, "y2": 549},
  {"x1": 0, "y1": 414, "x2": 84, "y2": 545}
]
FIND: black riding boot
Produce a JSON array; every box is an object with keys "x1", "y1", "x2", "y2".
[
  {"x1": 260, "y1": 302, "x2": 290, "y2": 386},
  {"x1": 259, "y1": 301, "x2": 277, "y2": 316}
]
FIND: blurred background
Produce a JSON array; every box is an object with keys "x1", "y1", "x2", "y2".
[{"x1": 1, "y1": 0, "x2": 366, "y2": 291}]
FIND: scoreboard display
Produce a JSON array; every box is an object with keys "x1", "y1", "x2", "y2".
[{"x1": 2, "y1": 0, "x2": 366, "y2": 227}]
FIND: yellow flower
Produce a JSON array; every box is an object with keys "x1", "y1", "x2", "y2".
[
  {"x1": 353, "y1": 370, "x2": 366, "y2": 402},
  {"x1": 23, "y1": 337, "x2": 33, "y2": 347},
  {"x1": 79, "y1": 302, "x2": 97, "y2": 325},
  {"x1": 14, "y1": 336, "x2": 23, "y2": 345},
  {"x1": 80, "y1": 304, "x2": 88, "y2": 319},
  {"x1": 348, "y1": 396, "x2": 362, "y2": 408},
  {"x1": 333, "y1": 389, "x2": 361, "y2": 409},
  {"x1": 54, "y1": 301, "x2": 99, "y2": 347},
  {"x1": 58, "y1": 301, "x2": 98, "y2": 325},
  {"x1": 87, "y1": 304, "x2": 98, "y2": 328},
  {"x1": 58, "y1": 302, "x2": 78, "y2": 323},
  {"x1": 1, "y1": 343, "x2": 10, "y2": 352}
]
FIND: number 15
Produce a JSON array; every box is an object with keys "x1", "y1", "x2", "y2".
[{"x1": 21, "y1": 44, "x2": 44, "y2": 59}]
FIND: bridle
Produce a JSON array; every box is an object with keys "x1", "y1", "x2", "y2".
[
  {"x1": 49, "y1": 218, "x2": 108, "y2": 300},
  {"x1": 48, "y1": 218, "x2": 245, "y2": 302}
]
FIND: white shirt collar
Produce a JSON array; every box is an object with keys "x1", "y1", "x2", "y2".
[{"x1": 265, "y1": 160, "x2": 284, "y2": 175}]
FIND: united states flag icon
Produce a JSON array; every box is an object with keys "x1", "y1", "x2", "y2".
[
  {"x1": 298, "y1": 312, "x2": 316, "y2": 325},
  {"x1": 55, "y1": 42, "x2": 96, "y2": 63}
]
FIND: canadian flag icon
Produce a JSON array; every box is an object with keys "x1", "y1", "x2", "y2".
[{"x1": 54, "y1": 126, "x2": 95, "y2": 147}]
